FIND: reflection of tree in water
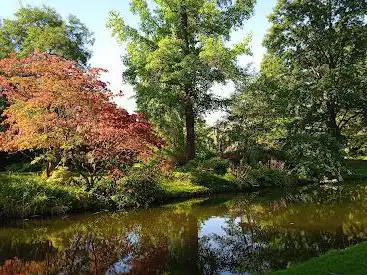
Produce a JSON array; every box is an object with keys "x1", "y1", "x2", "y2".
[
  {"x1": 199, "y1": 219, "x2": 366, "y2": 274},
  {"x1": 0, "y1": 232, "x2": 169, "y2": 274},
  {"x1": 198, "y1": 188, "x2": 367, "y2": 274},
  {"x1": 1, "y1": 186, "x2": 367, "y2": 274},
  {"x1": 0, "y1": 204, "x2": 203, "y2": 274}
]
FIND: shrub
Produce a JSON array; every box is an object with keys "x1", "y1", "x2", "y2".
[
  {"x1": 47, "y1": 166, "x2": 73, "y2": 185},
  {"x1": 0, "y1": 173, "x2": 96, "y2": 219},
  {"x1": 192, "y1": 171, "x2": 238, "y2": 192},
  {"x1": 183, "y1": 157, "x2": 229, "y2": 175},
  {"x1": 245, "y1": 168, "x2": 292, "y2": 188},
  {"x1": 89, "y1": 179, "x2": 118, "y2": 209},
  {"x1": 112, "y1": 166, "x2": 163, "y2": 209},
  {"x1": 199, "y1": 157, "x2": 229, "y2": 175}
]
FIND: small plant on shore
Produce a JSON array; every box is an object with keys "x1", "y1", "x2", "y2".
[{"x1": 112, "y1": 165, "x2": 163, "y2": 209}]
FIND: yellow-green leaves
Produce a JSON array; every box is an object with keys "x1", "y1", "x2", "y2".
[
  {"x1": 0, "y1": 6, "x2": 93, "y2": 65},
  {"x1": 199, "y1": 34, "x2": 251, "y2": 77}
]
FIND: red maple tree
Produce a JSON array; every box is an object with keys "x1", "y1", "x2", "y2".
[{"x1": 0, "y1": 52, "x2": 163, "y2": 188}]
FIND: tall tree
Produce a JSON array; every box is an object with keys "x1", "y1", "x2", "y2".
[
  {"x1": 264, "y1": 0, "x2": 367, "y2": 140},
  {"x1": 227, "y1": 0, "x2": 367, "y2": 179},
  {"x1": 0, "y1": 6, "x2": 94, "y2": 65},
  {"x1": 107, "y1": 0, "x2": 255, "y2": 161}
]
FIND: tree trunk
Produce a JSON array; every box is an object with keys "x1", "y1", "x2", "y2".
[
  {"x1": 46, "y1": 161, "x2": 52, "y2": 177},
  {"x1": 326, "y1": 101, "x2": 341, "y2": 138},
  {"x1": 185, "y1": 93, "x2": 195, "y2": 161},
  {"x1": 180, "y1": 6, "x2": 196, "y2": 161}
]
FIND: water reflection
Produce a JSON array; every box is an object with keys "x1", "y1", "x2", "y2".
[{"x1": 1, "y1": 184, "x2": 367, "y2": 274}]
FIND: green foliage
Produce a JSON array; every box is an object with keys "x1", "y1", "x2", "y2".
[
  {"x1": 88, "y1": 179, "x2": 118, "y2": 209},
  {"x1": 284, "y1": 134, "x2": 345, "y2": 180},
  {"x1": 112, "y1": 166, "x2": 163, "y2": 209},
  {"x1": 46, "y1": 166, "x2": 74, "y2": 185},
  {"x1": 194, "y1": 157, "x2": 230, "y2": 175},
  {"x1": 0, "y1": 6, "x2": 94, "y2": 65},
  {"x1": 0, "y1": 173, "x2": 94, "y2": 219},
  {"x1": 272, "y1": 242, "x2": 367, "y2": 275},
  {"x1": 230, "y1": 164, "x2": 292, "y2": 188},
  {"x1": 245, "y1": 168, "x2": 292, "y2": 188},
  {"x1": 107, "y1": 0, "x2": 255, "y2": 160},
  {"x1": 226, "y1": 0, "x2": 367, "y2": 180}
]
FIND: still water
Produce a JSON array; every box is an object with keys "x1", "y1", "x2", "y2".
[{"x1": 1, "y1": 183, "x2": 367, "y2": 274}]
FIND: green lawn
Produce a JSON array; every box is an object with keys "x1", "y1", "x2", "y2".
[
  {"x1": 160, "y1": 172, "x2": 209, "y2": 198},
  {"x1": 272, "y1": 242, "x2": 367, "y2": 275}
]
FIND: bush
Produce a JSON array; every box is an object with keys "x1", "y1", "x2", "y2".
[
  {"x1": 88, "y1": 179, "x2": 118, "y2": 209},
  {"x1": 184, "y1": 157, "x2": 229, "y2": 175},
  {"x1": 199, "y1": 157, "x2": 229, "y2": 175},
  {"x1": 0, "y1": 173, "x2": 96, "y2": 219},
  {"x1": 244, "y1": 168, "x2": 292, "y2": 188},
  {"x1": 112, "y1": 166, "x2": 163, "y2": 209},
  {"x1": 47, "y1": 166, "x2": 73, "y2": 185},
  {"x1": 192, "y1": 171, "x2": 238, "y2": 192}
]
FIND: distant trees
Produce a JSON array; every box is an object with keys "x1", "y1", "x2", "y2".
[
  {"x1": 0, "y1": 6, "x2": 94, "y2": 65},
  {"x1": 0, "y1": 53, "x2": 163, "y2": 188},
  {"x1": 107, "y1": 0, "x2": 255, "y2": 162}
]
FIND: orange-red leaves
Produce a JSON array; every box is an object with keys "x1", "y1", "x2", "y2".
[{"x1": 0, "y1": 52, "x2": 164, "y2": 174}]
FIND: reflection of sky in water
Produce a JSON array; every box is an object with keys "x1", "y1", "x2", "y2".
[
  {"x1": 106, "y1": 253, "x2": 133, "y2": 275},
  {"x1": 127, "y1": 230, "x2": 140, "y2": 245},
  {"x1": 199, "y1": 216, "x2": 266, "y2": 275},
  {"x1": 200, "y1": 217, "x2": 230, "y2": 237},
  {"x1": 200, "y1": 217, "x2": 247, "y2": 275},
  {"x1": 106, "y1": 229, "x2": 140, "y2": 274}
]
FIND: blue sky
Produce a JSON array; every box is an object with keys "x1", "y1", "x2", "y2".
[{"x1": 1, "y1": 0, "x2": 277, "y2": 124}]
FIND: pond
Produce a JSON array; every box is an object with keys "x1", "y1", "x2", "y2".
[{"x1": 1, "y1": 183, "x2": 367, "y2": 274}]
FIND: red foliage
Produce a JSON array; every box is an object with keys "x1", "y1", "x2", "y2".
[{"x1": 0, "y1": 52, "x2": 164, "y2": 181}]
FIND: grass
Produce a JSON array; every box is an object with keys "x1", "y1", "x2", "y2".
[
  {"x1": 159, "y1": 171, "x2": 240, "y2": 200},
  {"x1": 0, "y1": 171, "x2": 240, "y2": 219},
  {"x1": 0, "y1": 173, "x2": 98, "y2": 219},
  {"x1": 160, "y1": 172, "x2": 209, "y2": 198},
  {"x1": 272, "y1": 242, "x2": 367, "y2": 275}
]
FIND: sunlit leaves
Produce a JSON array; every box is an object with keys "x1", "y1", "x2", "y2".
[
  {"x1": 0, "y1": 53, "x2": 163, "y2": 185},
  {"x1": 107, "y1": 0, "x2": 255, "y2": 159},
  {"x1": 0, "y1": 6, "x2": 94, "y2": 65}
]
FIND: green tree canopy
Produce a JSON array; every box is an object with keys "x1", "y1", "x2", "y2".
[
  {"x1": 0, "y1": 6, "x2": 94, "y2": 65},
  {"x1": 227, "y1": 0, "x2": 367, "y2": 179},
  {"x1": 107, "y1": 0, "x2": 255, "y2": 161},
  {"x1": 264, "y1": 0, "x2": 367, "y2": 136}
]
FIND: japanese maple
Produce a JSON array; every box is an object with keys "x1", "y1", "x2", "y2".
[{"x1": 0, "y1": 52, "x2": 163, "y2": 188}]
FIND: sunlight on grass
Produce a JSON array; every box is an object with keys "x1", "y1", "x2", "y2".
[
  {"x1": 160, "y1": 172, "x2": 209, "y2": 197},
  {"x1": 272, "y1": 242, "x2": 367, "y2": 275}
]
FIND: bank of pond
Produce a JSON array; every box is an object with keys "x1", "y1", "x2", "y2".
[{"x1": 1, "y1": 180, "x2": 367, "y2": 274}]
